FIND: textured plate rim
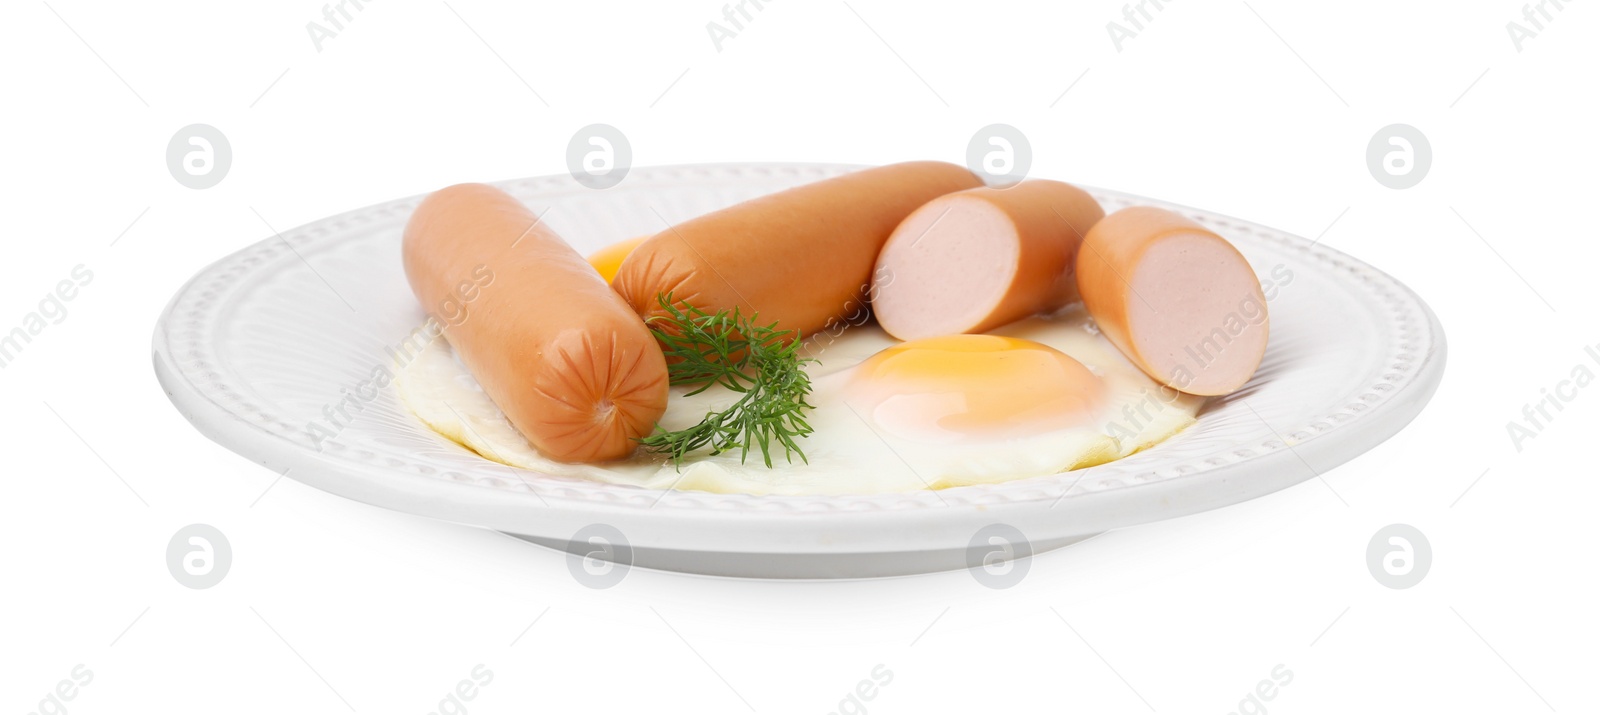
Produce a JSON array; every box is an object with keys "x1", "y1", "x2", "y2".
[{"x1": 152, "y1": 163, "x2": 1446, "y2": 533}]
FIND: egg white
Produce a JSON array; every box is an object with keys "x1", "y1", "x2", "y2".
[{"x1": 394, "y1": 305, "x2": 1202, "y2": 495}]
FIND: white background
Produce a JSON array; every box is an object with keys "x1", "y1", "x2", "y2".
[{"x1": 3, "y1": 0, "x2": 1596, "y2": 713}]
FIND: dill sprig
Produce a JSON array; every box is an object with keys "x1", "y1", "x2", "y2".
[{"x1": 638, "y1": 294, "x2": 816, "y2": 468}]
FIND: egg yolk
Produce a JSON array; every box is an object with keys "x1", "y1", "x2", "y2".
[
  {"x1": 850, "y1": 335, "x2": 1106, "y2": 442},
  {"x1": 586, "y1": 235, "x2": 649, "y2": 284}
]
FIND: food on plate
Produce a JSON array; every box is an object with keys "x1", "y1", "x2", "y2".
[
  {"x1": 395, "y1": 165, "x2": 1267, "y2": 492},
  {"x1": 1076, "y1": 206, "x2": 1268, "y2": 396},
  {"x1": 587, "y1": 235, "x2": 648, "y2": 283},
  {"x1": 401, "y1": 183, "x2": 669, "y2": 462},
  {"x1": 395, "y1": 304, "x2": 1204, "y2": 495},
  {"x1": 636, "y1": 296, "x2": 815, "y2": 467},
  {"x1": 610, "y1": 161, "x2": 983, "y2": 337},
  {"x1": 871, "y1": 180, "x2": 1105, "y2": 341}
]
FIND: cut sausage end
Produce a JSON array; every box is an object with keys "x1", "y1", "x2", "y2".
[
  {"x1": 1124, "y1": 231, "x2": 1269, "y2": 396},
  {"x1": 872, "y1": 195, "x2": 1020, "y2": 341},
  {"x1": 612, "y1": 161, "x2": 984, "y2": 340}
]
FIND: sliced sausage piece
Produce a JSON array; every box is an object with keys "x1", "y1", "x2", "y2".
[
  {"x1": 1076, "y1": 206, "x2": 1268, "y2": 396},
  {"x1": 870, "y1": 180, "x2": 1104, "y2": 341},
  {"x1": 611, "y1": 161, "x2": 982, "y2": 337},
  {"x1": 402, "y1": 183, "x2": 668, "y2": 462}
]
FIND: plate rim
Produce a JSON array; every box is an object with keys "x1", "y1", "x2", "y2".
[{"x1": 152, "y1": 162, "x2": 1447, "y2": 548}]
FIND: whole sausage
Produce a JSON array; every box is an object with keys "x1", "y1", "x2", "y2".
[
  {"x1": 870, "y1": 180, "x2": 1104, "y2": 341},
  {"x1": 611, "y1": 161, "x2": 983, "y2": 337},
  {"x1": 402, "y1": 183, "x2": 669, "y2": 462},
  {"x1": 1076, "y1": 206, "x2": 1269, "y2": 396}
]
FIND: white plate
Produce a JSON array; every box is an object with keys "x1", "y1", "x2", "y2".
[{"x1": 153, "y1": 163, "x2": 1446, "y2": 579}]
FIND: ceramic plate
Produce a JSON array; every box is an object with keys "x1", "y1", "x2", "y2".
[{"x1": 153, "y1": 163, "x2": 1446, "y2": 578}]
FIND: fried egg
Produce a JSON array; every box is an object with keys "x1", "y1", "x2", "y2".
[{"x1": 394, "y1": 304, "x2": 1203, "y2": 495}]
